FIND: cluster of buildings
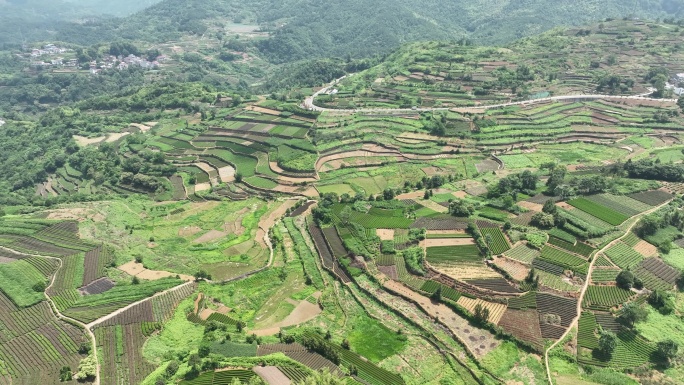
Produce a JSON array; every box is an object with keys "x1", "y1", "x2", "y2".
[
  {"x1": 25, "y1": 43, "x2": 169, "y2": 74},
  {"x1": 88, "y1": 54, "x2": 168, "y2": 74},
  {"x1": 667, "y1": 73, "x2": 684, "y2": 96}
]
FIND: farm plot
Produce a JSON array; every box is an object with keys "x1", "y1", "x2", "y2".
[
  {"x1": 506, "y1": 291, "x2": 535, "y2": 309},
  {"x1": 503, "y1": 243, "x2": 540, "y2": 264},
  {"x1": 181, "y1": 369, "x2": 257, "y2": 384},
  {"x1": 633, "y1": 258, "x2": 679, "y2": 291},
  {"x1": 409, "y1": 217, "x2": 468, "y2": 230},
  {"x1": 578, "y1": 330, "x2": 656, "y2": 369},
  {"x1": 332, "y1": 205, "x2": 413, "y2": 229},
  {"x1": 567, "y1": 198, "x2": 629, "y2": 226},
  {"x1": 536, "y1": 293, "x2": 577, "y2": 327},
  {"x1": 95, "y1": 323, "x2": 158, "y2": 385},
  {"x1": 591, "y1": 268, "x2": 621, "y2": 283},
  {"x1": 536, "y1": 270, "x2": 580, "y2": 292},
  {"x1": 585, "y1": 194, "x2": 652, "y2": 217},
  {"x1": 0, "y1": 259, "x2": 49, "y2": 307},
  {"x1": 0, "y1": 292, "x2": 88, "y2": 384},
  {"x1": 603, "y1": 242, "x2": 644, "y2": 269},
  {"x1": 577, "y1": 312, "x2": 599, "y2": 350},
  {"x1": 456, "y1": 297, "x2": 507, "y2": 324},
  {"x1": 628, "y1": 190, "x2": 673, "y2": 206},
  {"x1": 426, "y1": 245, "x2": 482, "y2": 264},
  {"x1": 258, "y1": 343, "x2": 344, "y2": 377},
  {"x1": 498, "y1": 309, "x2": 544, "y2": 350},
  {"x1": 308, "y1": 224, "x2": 334, "y2": 270},
  {"x1": 493, "y1": 257, "x2": 530, "y2": 281},
  {"x1": 547, "y1": 237, "x2": 594, "y2": 258},
  {"x1": 583, "y1": 286, "x2": 632, "y2": 311},
  {"x1": 82, "y1": 245, "x2": 113, "y2": 286},
  {"x1": 539, "y1": 246, "x2": 588, "y2": 272},
  {"x1": 479, "y1": 227, "x2": 510, "y2": 255},
  {"x1": 465, "y1": 278, "x2": 520, "y2": 294},
  {"x1": 322, "y1": 227, "x2": 347, "y2": 258}
]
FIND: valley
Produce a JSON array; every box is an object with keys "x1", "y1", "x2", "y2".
[{"x1": 0, "y1": 9, "x2": 683, "y2": 385}]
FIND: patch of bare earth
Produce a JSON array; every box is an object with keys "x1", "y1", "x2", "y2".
[
  {"x1": 518, "y1": 201, "x2": 543, "y2": 212},
  {"x1": 193, "y1": 230, "x2": 228, "y2": 244},
  {"x1": 178, "y1": 226, "x2": 202, "y2": 237},
  {"x1": 252, "y1": 297, "x2": 322, "y2": 337},
  {"x1": 424, "y1": 238, "x2": 475, "y2": 247},
  {"x1": 556, "y1": 202, "x2": 573, "y2": 210},
  {"x1": 376, "y1": 229, "x2": 395, "y2": 241},
  {"x1": 426, "y1": 229, "x2": 467, "y2": 235},
  {"x1": 452, "y1": 191, "x2": 469, "y2": 199},
  {"x1": 633, "y1": 240, "x2": 658, "y2": 257},
  {"x1": 194, "y1": 182, "x2": 211, "y2": 192},
  {"x1": 253, "y1": 366, "x2": 291, "y2": 385},
  {"x1": 383, "y1": 280, "x2": 499, "y2": 357},
  {"x1": 118, "y1": 261, "x2": 194, "y2": 281},
  {"x1": 218, "y1": 166, "x2": 236, "y2": 182}
]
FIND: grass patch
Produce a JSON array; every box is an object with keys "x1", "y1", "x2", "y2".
[
  {"x1": 0, "y1": 260, "x2": 47, "y2": 307},
  {"x1": 346, "y1": 315, "x2": 407, "y2": 362}
]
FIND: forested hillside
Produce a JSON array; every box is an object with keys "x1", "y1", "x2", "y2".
[
  {"x1": 43, "y1": 0, "x2": 684, "y2": 62},
  {"x1": 0, "y1": 0, "x2": 162, "y2": 46}
]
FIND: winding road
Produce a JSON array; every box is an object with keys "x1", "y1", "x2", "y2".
[{"x1": 303, "y1": 75, "x2": 676, "y2": 113}]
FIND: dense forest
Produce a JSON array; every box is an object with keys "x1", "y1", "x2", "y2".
[{"x1": 2, "y1": 0, "x2": 679, "y2": 61}]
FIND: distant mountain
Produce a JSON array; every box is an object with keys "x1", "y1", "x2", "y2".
[
  {"x1": 0, "y1": 0, "x2": 162, "y2": 46},
  {"x1": 9, "y1": 0, "x2": 684, "y2": 59}
]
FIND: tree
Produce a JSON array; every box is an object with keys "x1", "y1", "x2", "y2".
[
  {"x1": 597, "y1": 330, "x2": 618, "y2": 357},
  {"x1": 431, "y1": 285, "x2": 442, "y2": 302},
  {"x1": 339, "y1": 206, "x2": 352, "y2": 225},
  {"x1": 649, "y1": 290, "x2": 675, "y2": 314},
  {"x1": 473, "y1": 303, "x2": 490, "y2": 325},
  {"x1": 132, "y1": 276, "x2": 140, "y2": 285},
  {"x1": 59, "y1": 366, "x2": 72, "y2": 382},
  {"x1": 382, "y1": 188, "x2": 395, "y2": 201},
  {"x1": 341, "y1": 339, "x2": 350, "y2": 350},
  {"x1": 616, "y1": 270, "x2": 635, "y2": 289},
  {"x1": 198, "y1": 345, "x2": 210, "y2": 358},
  {"x1": 619, "y1": 302, "x2": 648, "y2": 328},
  {"x1": 0, "y1": 207, "x2": 5, "y2": 217},
  {"x1": 542, "y1": 200, "x2": 557, "y2": 215},
  {"x1": 295, "y1": 368, "x2": 346, "y2": 385},
  {"x1": 236, "y1": 321, "x2": 246, "y2": 332},
  {"x1": 656, "y1": 340, "x2": 679, "y2": 367},
  {"x1": 78, "y1": 342, "x2": 91, "y2": 355},
  {"x1": 531, "y1": 212, "x2": 555, "y2": 228},
  {"x1": 165, "y1": 361, "x2": 179, "y2": 376},
  {"x1": 678, "y1": 97, "x2": 684, "y2": 113},
  {"x1": 235, "y1": 172, "x2": 243, "y2": 183}
]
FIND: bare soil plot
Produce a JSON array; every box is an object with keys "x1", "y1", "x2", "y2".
[
  {"x1": 493, "y1": 257, "x2": 530, "y2": 281},
  {"x1": 46, "y1": 207, "x2": 103, "y2": 222},
  {"x1": 218, "y1": 166, "x2": 236, "y2": 182},
  {"x1": 178, "y1": 226, "x2": 202, "y2": 237},
  {"x1": 194, "y1": 182, "x2": 212, "y2": 192},
  {"x1": 193, "y1": 230, "x2": 228, "y2": 244},
  {"x1": 432, "y1": 263, "x2": 502, "y2": 280},
  {"x1": 395, "y1": 190, "x2": 425, "y2": 200},
  {"x1": 633, "y1": 240, "x2": 658, "y2": 257},
  {"x1": 475, "y1": 159, "x2": 500, "y2": 173},
  {"x1": 377, "y1": 265, "x2": 398, "y2": 280},
  {"x1": 384, "y1": 280, "x2": 500, "y2": 357},
  {"x1": 415, "y1": 199, "x2": 449, "y2": 213},
  {"x1": 518, "y1": 201, "x2": 543, "y2": 212},
  {"x1": 252, "y1": 296, "x2": 322, "y2": 336},
  {"x1": 118, "y1": 260, "x2": 194, "y2": 281},
  {"x1": 426, "y1": 230, "x2": 467, "y2": 236},
  {"x1": 104, "y1": 132, "x2": 130, "y2": 143},
  {"x1": 73, "y1": 135, "x2": 106, "y2": 146},
  {"x1": 246, "y1": 106, "x2": 282, "y2": 116},
  {"x1": 129, "y1": 123, "x2": 151, "y2": 132},
  {"x1": 424, "y1": 238, "x2": 475, "y2": 247},
  {"x1": 376, "y1": 229, "x2": 395, "y2": 241},
  {"x1": 199, "y1": 308, "x2": 215, "y2": 321},
  {"x1": 452, "y1": 191, "x2": 469, "y2": 199},
  {"x1": 0, "y1": 257, "x2": 15, "y2": 264},
  {"x1": 556, "y1": 202, "x2": 573, "y2": 210},
  {"x1": 253, "y1": 366, "x2": 291, "y2": 385}
]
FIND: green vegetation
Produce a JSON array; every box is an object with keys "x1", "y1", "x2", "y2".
[{"x1": 0, "y1": 260, "x2": 47, "y2": 307}]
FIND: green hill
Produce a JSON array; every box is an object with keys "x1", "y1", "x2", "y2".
[{"x1": 46, "y1": 0, "x2": 684, "y2": 62}]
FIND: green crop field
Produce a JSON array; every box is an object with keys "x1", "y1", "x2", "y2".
[
  {"x1": 481, "y1": 227, "x2": 510, "y2": 255},
  {"x1": 426, "y1": 245, "x2": 482, "y2": 263},
  {"x1": 568, "y1": 198, "x2": 629, "y2": 226}
]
